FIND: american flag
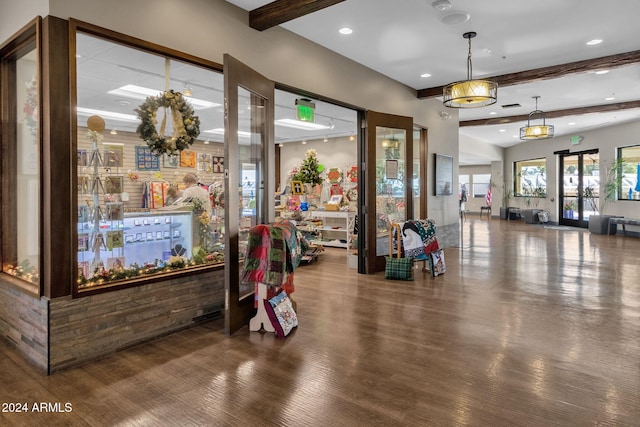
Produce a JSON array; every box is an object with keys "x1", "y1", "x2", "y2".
[{"x1": 486, "y1": 186, "x2": 492, "y2": 206}]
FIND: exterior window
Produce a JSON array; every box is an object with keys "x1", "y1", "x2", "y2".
[
  {"x1": 472, "y1": 174, "x2": 491, "y2": 198},
  {"x1": 618, "y1": 145, "x2": 640, "y2": 200},
  {"x1": 75, "y1": 32, "x2": 224, "y2": 291},
  {"x1": 1, "y1": 36, "x2": 40, "y2": 287},
  {"x1": 514, "y1": 158, "x2": 546, "y2": 197}
]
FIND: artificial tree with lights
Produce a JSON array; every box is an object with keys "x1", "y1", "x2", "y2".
[{"x1": 292, "y1": 149, "x2": 324, "y2": 186}]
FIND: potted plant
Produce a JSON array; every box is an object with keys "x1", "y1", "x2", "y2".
[
  {"x1": 586, "y1": 158, "x2": 624, "y2": 234},
  {"x1": 521, "y1": 184, "x2": 546, "y2": 223},
  {"x1": 563, "y1": 200, "x2": 576, "y2": 219},
  {"x1": 497, "y1": 179, "x2": 514, "y2": 220}
]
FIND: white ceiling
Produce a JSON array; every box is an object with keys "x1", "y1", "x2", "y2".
[{"x1": 226, "y1": 0, "x2": 640, "y2": 163}]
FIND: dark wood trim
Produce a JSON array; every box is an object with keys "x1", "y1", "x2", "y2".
[
  {"x1": 41, "y1": 16, "x2": 72, "y2": 299},
  {"x1": 76, "y1": 263, "x2": 223, "y2": 298},
  {"x1": 419, "y1": 127, "x2": 429, "y2": 218},
  {"x1": 460, "y1": 100, "x2": 640, "y2": 127},
  {"x1": 223, "y1": 54, "x2": 275, "y2": 335},
  {"x1": 418, "y1": 49, "x2": 640, "y2": 99},
  {"x1": 69, "y1": 19, "x2": 223, "y2": 73},
  {"x1": 249, "y1": 0, "x2": 346, "y2": 31}
]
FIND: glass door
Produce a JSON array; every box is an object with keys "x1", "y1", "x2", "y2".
[
  {"x1": 364, "y1": 111, "x2": 413, "y2": 274},
  {"x1": 559, "y1": 150, "x2": 599, "y2": 227},
  {"x1": 223, "y1": 54, "x2": 275, "y2": 335}
]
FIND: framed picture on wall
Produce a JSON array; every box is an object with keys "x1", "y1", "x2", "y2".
[
  {"x1": 291, "y1": 180, "x2": 304, "y2": 195},
  {"x1": 434, "y1": 153, "x2": 453, "y2": 196},
  {"x1": 212, "y1": 156, "x2": 224, "y2": 173},
  {"x1": 135, "y1": 146, "x2": 160, "y2": 170},
  {"x1": 103, "y1": 143, "x2": 124, "y2": 168},
  {"x1": 197, "y1": 152, "x2": 212, "y2": 172},
  {"x1": 104, "y1": 175, "x2": 124, "y2": 194},
  {"x1": 180, "y1": 150, "x2": 196, "y2": 168},
  {"x1": 78, "y1": 149, "x2": 88, "y2": 167},
  {"x1": 163, "y1": 153, "x2": 179, "y2": 168}
]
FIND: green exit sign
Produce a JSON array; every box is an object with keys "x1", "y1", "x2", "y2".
[
  {"x1": 570, "y1": 135, "x2": 583, "y2": 145},
  {"x1": 295, "y1": 98, "x2": 315, "y2": 122}
]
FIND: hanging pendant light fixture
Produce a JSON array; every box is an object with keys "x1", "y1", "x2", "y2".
[
  {"x1": 443, "y1": 32, "x2": 497, "y2": 108},
  {"x1": 520, "y1": 96, "x2": 554, "y2": 140}
]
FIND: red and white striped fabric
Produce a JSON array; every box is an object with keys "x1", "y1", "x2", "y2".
[{"x1": 486, "y1": 186, "x2": 492, "y2": 206}]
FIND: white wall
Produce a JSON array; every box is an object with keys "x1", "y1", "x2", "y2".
[
  {"x1": 0, "y1": 0, "x2": 48, "y2": 42},
  {"x1": 459, "y1": 133, "x2": 504, "y2": 165},
  {"x1": 280, "y1": 137, "x2": 356, "y2": 189},
  {"x1": 505, "y1": 120, "x2": 640, "y2": 222}
]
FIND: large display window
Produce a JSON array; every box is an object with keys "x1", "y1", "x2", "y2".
[
  {"x1": 1, "y1": 23, "x2": 40, "y2": 289},
  {"x1": 74, "y1": 31, "x2": 225, "y2": 291}
]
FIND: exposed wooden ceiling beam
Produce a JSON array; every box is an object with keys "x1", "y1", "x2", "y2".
[
  {"x1": 249, "y1": 0, "x2": 346, "y2": 31},
  {"x1": 459, "y1": 100, "x2": 640, "y2": 127},
  {"x1": 418, "y1": 49, "x2": 640, "y2": 99}
]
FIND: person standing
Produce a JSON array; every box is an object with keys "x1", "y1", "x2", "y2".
[{"x1": 182, "y1": 173, "x2": 211, "y2": 215}]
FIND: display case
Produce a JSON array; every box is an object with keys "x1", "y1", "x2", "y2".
[{"x1": 77, "y1": 210, "x2": 193, "y2": 276}]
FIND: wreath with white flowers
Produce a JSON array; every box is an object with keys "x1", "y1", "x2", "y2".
[{"x1": 135, "y1": 90, "x2": 200, "y2": 157}]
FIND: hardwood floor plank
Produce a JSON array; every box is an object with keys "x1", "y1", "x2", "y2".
[{"x1": 0, "y1": 219, "x2": 638, "y2": 425}]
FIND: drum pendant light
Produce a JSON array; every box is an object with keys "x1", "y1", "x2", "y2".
[
  {"x1": 443, "y1": 32, "x2": 497, "y2": 108},
  {"x1": 520, "y1": 96, "x2": 555, "y2": 140}
]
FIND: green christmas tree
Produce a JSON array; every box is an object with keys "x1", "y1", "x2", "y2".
[{"x1": 293, "y1": 149, "x2": 323, "y2": 185}]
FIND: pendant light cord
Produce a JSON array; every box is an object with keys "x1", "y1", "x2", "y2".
[{"x1": 467, "y1": 37, "x2": 473, "y2": 81}]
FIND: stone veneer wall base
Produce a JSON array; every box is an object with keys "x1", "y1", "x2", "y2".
[{"x1": 2, "y1": 268, "x2": 225, "y2": 374}]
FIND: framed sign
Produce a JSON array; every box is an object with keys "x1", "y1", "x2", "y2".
[
  {"x1": 434, "y1": 154, "x2": 453, "y2": 196},
  {"x1": 385, "y1": 159, "x2": 399, "y2": 180},
  {"x1": 135, "y1": 146, "x2": 160, "y2": 170},
  {"x1": 291, "y1": 180, "x2": 304, "y2": 195}
]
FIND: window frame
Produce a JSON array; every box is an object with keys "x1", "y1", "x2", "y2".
[
  {"x1": 617, "y1": 145, "x2": 640, "y2": 201},
  {"x1": 0, "y1": 19, "x2": 41, "y2": 294},
  {"x1": 514, "y1": 158, "x2": 547, "y2": 198},
  {"x1": 71, "y1": 20, "x2": 224, "y2": 296}
]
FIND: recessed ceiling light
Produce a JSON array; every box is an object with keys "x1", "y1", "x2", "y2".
[
  {"x1": 441, "y1": 12, "x2": 470, "y2": 25},
  {"x1": 339, "y1": 27, "x2": 353, "y2": 35},
  {"x1": 605, "y1": 96, "x2": 615, "y2": 101},
  {"x1": 594, "y1": 70, "x2": 609, "y2": 75},
  {"x1": 301, "y1": 140, "x2": 307, "y2": 145},
  {"x1": 498, "y1": 129, "x2": 506, "y2": 133},
  {"x1": 489, "y1": 112, "x2": 497, "y2": 115},
  {"x1": 432, "y1": 0, "x2": 452, "y2": 12},
  {"x1": 420, "y1": 73, "x2": 432, "y2": 78},
  {"x1": 568, "y1": 122, "x2": 576, "y2": 126},
  {"x1": 586, "y1": 39, "x2": 603, "y2": 46}
]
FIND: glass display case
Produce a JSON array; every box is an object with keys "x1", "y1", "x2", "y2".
[{"x1": 77, "y1": 210, "x2": 193, "y2": 278}]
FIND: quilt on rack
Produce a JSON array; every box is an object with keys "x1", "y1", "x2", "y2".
[
  {"x1": 398, "y1": 219, "x2": 439, "y2": 260},
  {"x1": 241, "y1": 219, "x2": 307, "y2": 305}
]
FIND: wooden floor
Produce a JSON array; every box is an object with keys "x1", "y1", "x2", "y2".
[{"x1": 1, "y1": 218, "x2": 639, "y2": 426}]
